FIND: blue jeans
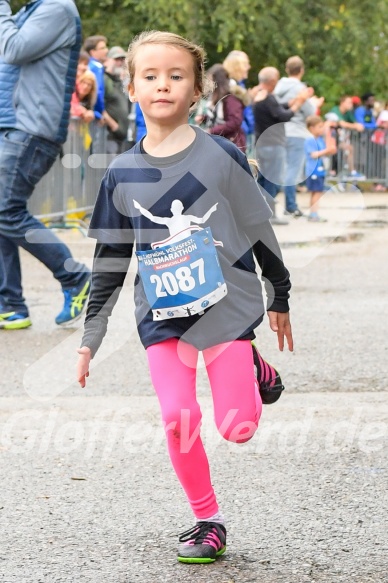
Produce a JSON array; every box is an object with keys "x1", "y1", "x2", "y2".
[
  {"x1": 284, "y1": 136, "x2": 306, "y2": 212},
  {"x1": 256, "y1": 144, "x2": 286, "y2": 200},
  {"x1": 0, "y1": 130, "x2": 86, "y2": 315}
]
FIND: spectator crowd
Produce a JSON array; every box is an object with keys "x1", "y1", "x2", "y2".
[
  {"x1": 0, "y1": 1, "x2": 386, "y2": 333},
  {"x1": 71, "y1": 33, "x2": 388, "y2": 226}
]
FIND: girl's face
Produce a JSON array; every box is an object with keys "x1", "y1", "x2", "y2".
[
  {"x1": 78, "y1": 78, "x2": 94, "y2": 99},
  {"x1": 129, "y1": 44, "x2": 201, "y2": 129}
]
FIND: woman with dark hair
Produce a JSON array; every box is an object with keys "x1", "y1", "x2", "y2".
[{"x1": 204, "y1": 64, "x2": 250, "y2": 151}]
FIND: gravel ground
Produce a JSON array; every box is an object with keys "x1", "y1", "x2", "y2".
[{"x1": 0, "y1": 191, "x2": 387, "y2": 582}]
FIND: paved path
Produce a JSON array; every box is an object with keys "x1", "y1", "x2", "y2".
[{"x1": 0, "y1": 190, "x2": 387, "y2": 582}]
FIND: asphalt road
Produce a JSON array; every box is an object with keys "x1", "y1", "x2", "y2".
[{"x1": 0, "y1": 190, "x2": 387, "y2": 582}]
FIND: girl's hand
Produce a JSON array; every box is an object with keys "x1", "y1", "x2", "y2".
[
  {"x1": 77, "y1": 346, "x2": 92, "y2": 388},
  {"x1": 267, "y1": 311, "x2": 293, "y2": 352},
  {"x1": 82, "y1": 110, "x2": 95, "y2": 123}
]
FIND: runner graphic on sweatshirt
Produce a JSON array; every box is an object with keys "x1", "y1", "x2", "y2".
[{"x1": 133, "y1": 199, "x2": 222, "y2": 248}]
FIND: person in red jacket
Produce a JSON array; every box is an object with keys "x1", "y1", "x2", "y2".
[{"x1": 70, "y1": 70, "x2": 97, "y2": 123}]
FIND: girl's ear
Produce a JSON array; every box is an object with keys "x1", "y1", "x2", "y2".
[
  {"x1": 128, "y1": 83, "x2": 136, "y2": 102},
  {"x1": 192, "y1": 86, "x2": 202, "y2": 105}
]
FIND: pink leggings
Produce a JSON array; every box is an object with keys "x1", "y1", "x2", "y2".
[{"x1": 146, "y1": 337, "x2": 262, "y2": 519}]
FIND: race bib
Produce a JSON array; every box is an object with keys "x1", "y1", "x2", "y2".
[{"x1": 136, "y1": 228, "x2": 227, "y2": 320}]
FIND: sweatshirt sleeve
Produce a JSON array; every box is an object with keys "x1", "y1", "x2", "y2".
[
  {"x1": 82, "y1": 163, "x2": 135, "y2": 356},
  {"x1": 81, "y1": 242, "x2": 133, "y2": 357},
  {"x1": 245, "y1": 221, "x2": 291, "y2": 312},
  {"x1": 0, "y1": 1, "x2": 75, "y2": 65}
]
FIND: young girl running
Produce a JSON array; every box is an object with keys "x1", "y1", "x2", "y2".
[{"x1": 77, "y1": 31, "x2": 293, "y2": 564}]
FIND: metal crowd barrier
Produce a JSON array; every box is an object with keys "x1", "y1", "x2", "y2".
[
  {"x1": 329, "y1": 128, "x2": 388, "y2": 186},
  {"x1": 29, "y1": 123, "x2": 388, "y2": 227},
  {"x1": 28, "y1": 119, "x2": 109, "y2": 229}
]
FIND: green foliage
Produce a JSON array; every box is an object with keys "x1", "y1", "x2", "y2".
[{"x1": 10, "y1": 0, "x2": 388, "y2": 99}]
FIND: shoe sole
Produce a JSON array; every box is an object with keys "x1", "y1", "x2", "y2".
[
  {"x1": 0, "y1": 318, "x2": 32, "y2": 330},
  {"x1": 177, "y1": 546, "x2": 226, "y2": 563},
  {"x1": 55, "y1": 309, "x2": 86, "y2": 328},
  {"x1": 252, "y1": 342, "x2": 285, "y2": 404},
  {"x1": 260, "y1": 377, "x2": 285, "y2": 404}
]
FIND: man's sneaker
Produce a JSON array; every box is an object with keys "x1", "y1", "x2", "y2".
[
  {"x1": 348, "y1": 171, "x2": 366, "y2": 181},
  {"x1": 55, "y1": 274, "x2": 91, "y2": 326},
  {"x1": 284, "y1": 208, "x2": 304, "y2": 218},
  {"x1": 252, "y1": 342, "x2": 285, "y2": 404},
  {"x1": 0, "y1": 311, "x2": 32, "y2": 330},
  {"x1": 177, "y1": 521, "x2": 227, "y2": 564}
]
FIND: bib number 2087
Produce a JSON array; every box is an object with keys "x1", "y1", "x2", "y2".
[{"x1": 150, "y1": 258, "x2": 205, "y2": 297}]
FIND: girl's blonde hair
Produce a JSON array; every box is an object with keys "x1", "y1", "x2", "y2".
[{"x1": 125, "y1": 30, "x2": 213, "y2": 96}]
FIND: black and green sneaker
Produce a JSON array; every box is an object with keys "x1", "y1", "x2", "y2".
[{"x1": 178, "y1": 521, "x2": 227, "y2": 564}]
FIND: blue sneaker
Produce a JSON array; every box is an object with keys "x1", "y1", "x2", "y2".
[
  {"x1": 348, "y1": 171, "x2": 366, "y2": 181},
  {"x1": 0, "y1": 311, "x2": 32, "y2": 330},
  {"x1": 55, "y1": 274, "x2": 91, "y2": 326},
  {"x1": 308, "y1": 212, "x2": 327, "y2": 223}
]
